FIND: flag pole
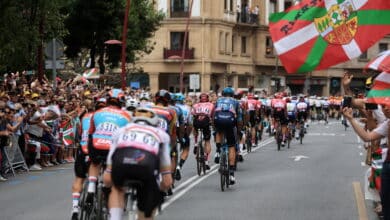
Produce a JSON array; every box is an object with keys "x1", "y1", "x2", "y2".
[
  {"x1": 179, "y1": 0, "x2": 194, "y2": 93},
  {"x1": 121, "y1": 0, "x2": 131, "y2": 90}
]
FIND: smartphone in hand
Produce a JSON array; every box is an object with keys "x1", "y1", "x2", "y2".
[
  {"x1": 365, "y1": 103, "x2": 378, "y2": 110},
  {"x1": 342, "y1": 96, "x2": 352, "y2": 108}
]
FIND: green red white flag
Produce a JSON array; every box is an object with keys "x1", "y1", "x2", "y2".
[
  {"x1": 364, "y1": 50, "x2": 390, "y2": 72},
  {"x1": 366, "y1": 72, "x2": 390, "y2": 105},
  {"x1": 60, "y1": 120, "x2": 74, "y2": 147},
  {"x1": 269, "y1": 0, "x2": 390, "y2": 73}
]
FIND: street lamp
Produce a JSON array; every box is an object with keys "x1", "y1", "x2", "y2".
[{"x1": 121, "y1": 0, "x2": 131, "y2": 90}]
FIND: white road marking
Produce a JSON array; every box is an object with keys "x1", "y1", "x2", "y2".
[
  {"x1": 289, "y1": 155, "x2": 309, "y2": 161},
  {"x1": 162, "y1": 137, "x2": 274, "y2": 211},
  {"x1": 361, "y1": 162, "x2": 366, "y2": 167},
  {"x1": 359, "y1": 152, "x2": 363, "y2": 156}
]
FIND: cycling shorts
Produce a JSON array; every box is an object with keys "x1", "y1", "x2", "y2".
[
  {"x1": 247, "y1": 110, "x2": 260, "y2": 127},
  {"x1": 287, "y1": 113, "x2": 296, "y2": 122},
  {"x1": 193, "y1": 116, "x2": 211, "y2": 141},
  {"x1": 88, "y1": 143, "x2": 108, "y2": 165},
  {"x1": 323, "y1": 107, "x2": 329, "y2": 113},
  {"x1": 214, "y1": 111, "x2": 237, "y2": 146},
  {"x1": 111, "y1": 148, "x2": 162, "y2": 218},
  {"x1": 297, "y1": 111, "x2": 307, "y2": 122},
  {"x1": 273, "y1": 109, "x2": 288, "y2": 125},
  {"x1": 74, "y1": 147, "x2": 89, "y2": 179}
]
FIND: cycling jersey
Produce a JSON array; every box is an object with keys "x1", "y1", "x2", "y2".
[
  {"x1": 296, "y1": 102, "x2": 308, "y2": 112},
  {"x1": 176, "y1": 103, "x2": 192, "y2": 126},
  {"x1": 88, "y1": 106, "x2": 132, "y2": 151},
  {"x1": 214, "y1": 97, "x2": 240, "y2": 146},
  {"x1": 286, "y1": 102, "x2": 297, "y2": 116},
  {"x1": 80, "y1": 112, "x2": 93, "y2": 154},
  {"x1": 107, "y1": 123, "x2": 171, "y2": 168},
  {"x1": 192, "y1": 102, "x2": 214, "y2": 118},
  {"x1": 150, "y1": 106, "x2": 177, "y2": 136},
  {"x1": 271, "y1": 98, "x2": 286, "y2": 111}
]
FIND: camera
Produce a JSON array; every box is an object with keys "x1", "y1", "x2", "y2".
[
  {"x1": 365, "y1": 103, "x2": 378, "y2": 110},
  {"x1": 342, "y1": 96, "x2": 352, "y2": 108}
]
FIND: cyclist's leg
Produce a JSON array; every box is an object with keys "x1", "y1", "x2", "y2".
[
  {"x1": 176, "y1": 126, "x2": 192, "y2": 180},
  {"x1": 203, "y1": 125, "x2": 212, "y2": 169},
  {"x1": 87, "y1": 146, "x2": 107, "y2": 197},
  {"x1": 227, "y1": 126, "x2": 237, "y2": 184},
  {"x1": 108, "y1": 186, "x2": 125, "y2": 220},
  {"x1": 71, "y1": 148, "x2": 88, "y2": 217}
]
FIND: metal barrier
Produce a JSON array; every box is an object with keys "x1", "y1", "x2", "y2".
[{"x1": 4, "y1": 139, "x2": 29, "y2": 176}]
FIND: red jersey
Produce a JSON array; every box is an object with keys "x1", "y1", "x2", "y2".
[
  {"x1": 271, "y1": 98, "x2": 286, "y2": 111},
  {"x1": 245, "y1": 99, "x2": 261, "y2": 111},
  {"x1": 191, "y1": 102, "x2": 214, "y2": 118}
]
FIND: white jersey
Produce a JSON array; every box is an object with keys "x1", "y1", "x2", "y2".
[
  {"x1": 321, "y1": 100, "x2": 329, "y2": 108},
  {"x1": 107, "y1": 123, "x2": 171, "y2": 170},
  {"x1": 296, "y1": 102, "x2": 308, "y2": 112},
  {"x1": 286, "y1": 102, "x2": 297, "y2": 113},
  {"x1": 314, "y1": 99, "x2": 322, "y2": 108}
]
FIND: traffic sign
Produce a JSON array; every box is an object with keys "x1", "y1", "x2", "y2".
[
  {"x1": 45, "y1": 60, "x2": 65, "y2": 69},
  {"x1": 45, "y1": 39, "x2": 64, "y2": 59},
  {"x1": 189, "y1": 74, "x2": 200, "y2": 90}
]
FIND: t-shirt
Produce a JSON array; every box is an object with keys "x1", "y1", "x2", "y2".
[{"x1": 373, "y1": 119, "x2": 389, "y2": 137}]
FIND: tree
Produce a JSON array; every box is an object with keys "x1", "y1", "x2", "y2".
[
  {"x1": 64, "y1": 0, "x2": 164, "y2": 74},
  {"x1": 0, "y1": 0, "x2": 70, "y2": 74}
]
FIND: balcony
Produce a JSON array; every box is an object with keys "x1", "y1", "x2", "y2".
[
  {"x1": 163, "y1": 48, "x2": 194, "y2": 59},
  {"x1": 170, "y1": 11, "x2": 189, "y2": 18}
]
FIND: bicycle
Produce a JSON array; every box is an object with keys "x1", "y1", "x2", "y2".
[
  {"x1": 219, "y1": 140, "x2": 230, "y2": 192},
  {"x1": 123, "y1": 180, "x2": 143, "y2": 220},
  {"x1": 298, "y1": 119, "x2": 305, "y2": 144},
  {"x1": 195, "y1": 128, "x2": 207, "y2": 176},
  {"x1": 245, "y1": 126, "x2": 252, "y2": 153},
  {"x1": 79, "y1": 179, "x2": 94, "y2": 220},
  {"x1": 274, "y1": 120, "x2": 283, "y2": 151}
]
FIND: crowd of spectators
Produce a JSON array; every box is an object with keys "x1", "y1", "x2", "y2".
[
  {"x1": 0, "y1": 71, "x2": 148, "y2": 181},
  {"x1": 236, "y1": 4, "x2": 259, "y2": 25}
]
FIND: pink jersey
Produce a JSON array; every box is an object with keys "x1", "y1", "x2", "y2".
[
  {"x1": 246, "y1": 99, "x2": 261, "y2": 111},
  {"x1": 192, "y1": 102, "x2": 214, "y2": 118},
  {"x1": 271, "y1": 99, "x2": 286, "y2": 111}
]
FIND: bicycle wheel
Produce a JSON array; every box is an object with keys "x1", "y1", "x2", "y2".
[
  {"x1": 300, "y1": 130, "x2": 303, "y2": 144},
  {"x1": 225, "y1": 151, "x2": 230, "y2": 189},
  {"x1": 79, "y1": 182, "x2": 91, "y2": 220},
  {"x1": 196, "y1": 142, "x2": 202, "y2": 176},
  {"x1": 219, "y1": 153, "x2": 226, "y2": 192},
  {"x1": 287, "y1": 133, "x2": 291, "y2": 149},
  {"x1": 200, "y1": 144, "x2": 207, "y2": 175},
  {"x1": 246, "y1": 130, "x2": 251, "y2": 153}
]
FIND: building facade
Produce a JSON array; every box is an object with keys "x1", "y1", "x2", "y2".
[{"x1": 136, "y1": 0, "x2": 390, "y2": 96}]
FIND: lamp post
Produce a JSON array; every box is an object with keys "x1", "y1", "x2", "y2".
[
  {"x1": 179, "y1": 0, "x2": 194, "y2": 93},
  {"x1": 121, "y1": 0, "x2": 131, "y2": 90}
]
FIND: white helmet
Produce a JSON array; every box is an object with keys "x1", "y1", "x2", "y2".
[
  {"x1": 140, "y1": 92, "x2": 150, "y2": 101},
  {"x1": 126, "y1": 98, "x2": 139, "y2": 110},
  {"x1": 132, "y1": 107, "x2": 159, "y2": 126}
]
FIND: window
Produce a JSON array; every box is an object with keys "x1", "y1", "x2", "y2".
[
  {"x1": 284, "y1": 1, "x2": 292, "y2": 10},
  {"x1": 266, "y1": 36, "x2": 274, "y2": 55},
  {"x1": 232, "y1": 34, "x2": 236, "y2": 53},
  {"x1": 359, "y1": 51, "x2": 368, "y2": 60},
  {"x1": 379, "y1": 43, "x2": 388, "y2": 53},
  {"x1": 225, "y1": 33, "x2": 230, "y2": 54},
  {"x1": 219, "y1": 31, "x2": 225, "y2": 53},
  {"x1": 230, "y1": 0, "x2": 233, "y2": 11},
  {"x1": 171, "y1": 0, "x2": 189, "y2": 17},
  {"x1": 224, "y1": 0, "x2": 228, "y2": 11},
  {"x1": 241, "y1": 36, "x2": 247, "y2": 54},
  {"x1": 269, "y1": 0, "x2": 277, "y2": 14},
  {"x1": 170, "y1": 32, "x2": 188, "y2": 50}
]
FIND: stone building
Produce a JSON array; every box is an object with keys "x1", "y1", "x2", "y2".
[{"x1": 136, "y1": 0, "x2": 390, "y2": 96}]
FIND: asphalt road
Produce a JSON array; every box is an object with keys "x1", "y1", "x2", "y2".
[{"x1": 0, "y1": 119, "x2": 380, "y2": 220}]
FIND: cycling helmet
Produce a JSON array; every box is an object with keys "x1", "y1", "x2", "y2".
[
  {"x1": 126, "y1": 98, "x2": 139, "y2": 111},
  {"x1": 132, "y1": 107, "x2": 159, "y2": 126},
  {"x1": 274, "y1": 93, "x2": 282, "y2": 99},
  {"x1": 285, "y1": 98, "x2": 291, "y2": 103},
  {"x1": 234, "y1": 90, "x2": 244, "y2": 99},
  {"x1": 107, "y1": 89, "x2": 125, "y2": 106},
  {"x1": 95, "y1": 98, "x2": 107, "y2": 110},
  {"x1": 139, "y1": 92, "x2": 150, "y2": 101},
  {"x1": 222, "y1": 87, "x2": 235, "y2": 97},
  {"x1": 247, "y1": 93, "x2": 254, "y2": 99},
  {"x1": 174, "y1": 93, "x2": 185, "y2": 103},
  {"x1": 155, "y1": 90, "x2": 171, "y2": 106},
  {"x1": 199, "y1": 93, "x2": 209, "y2": 102}
]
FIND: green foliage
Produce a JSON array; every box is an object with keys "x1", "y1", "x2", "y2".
[{"x1": 0, "y1": 0, "x2": 70, "y2": 73}]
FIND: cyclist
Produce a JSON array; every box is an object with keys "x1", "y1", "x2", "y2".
[
  {"x1": 150, "y1": 90, "x2": 177, "y2": 195},
  {"x1": 192, "y1": 93, "x2": 214, "y2": 170},
  {"x1": 286, "y1": 97, "x2": 297, "y2": 137},
  {"x1": 86, "y1": 89, "x2": 132, "y2": 201},
  {"x1": 234, "y1": 90, "x2": 245, "y2": 161},
  {"x1": 139, "y1": 92, "x2": 154, "y2": 108},
  {"x1": 244, "y1": 93, "x2": 261, "y2": 149},
  {"x1": 174, "y1": 93, "x2": 193, "y2": 181},
  {"x1": 125, "y1": 98, "x2": 140, "y2": 113},
  {"x1": 213, "y1": 87, "x2": 240, "y2": 184},
  {"x1": 271, "y1": 93, "x2": 288, "y2": 146},
  {"x1": 322, "y1": 97, "x2": 330, "y2": 124},
  {"x1": 103, "y1": 107, "x2": 172, "y2": 220},
  {"x1": 70, "y1": 98, "x2": 106, "y2": 220},
  {"x1": 296, "y1": 96, "x2": 309, "y2": 139}
]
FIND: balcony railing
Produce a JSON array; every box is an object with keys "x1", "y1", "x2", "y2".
[
  {"x1": 163, "y1": 48, "x2": 194, "y2": 59},
  {"x1": 170, "y1": 10, "x2": 189, "y2": 18}
]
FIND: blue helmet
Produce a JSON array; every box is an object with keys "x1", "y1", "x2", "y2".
[
  {"x1": 222, "y1": 87, "x2": 235, "y2": 97},
  {"x1": 174, "y1": 93, "x2": 185, "y2": 102}
]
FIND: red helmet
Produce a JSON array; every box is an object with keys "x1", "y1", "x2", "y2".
[
  {"x1": 247, "y1": 93, "x2": 254, "y2": 99},
  {"x1": 199, "y1": 93, "x2": 209, "y2": 102},
  {"x1": 274, "y1": 93, "x2": 282, "y2": 99},
  {"x1": 285, "y1": 98, "x2": 291, "y2": 103}
]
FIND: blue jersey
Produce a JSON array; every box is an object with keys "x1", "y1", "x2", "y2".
[
  {"x1": 215, "y1": 97, "x2": 240, "y2": 118},
  {"x1": 176, "y1": 103, "x2": 192, "y2": 125},
  {"x1": 170, "y1": 105, "x2": 183, "y2": 127}
]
